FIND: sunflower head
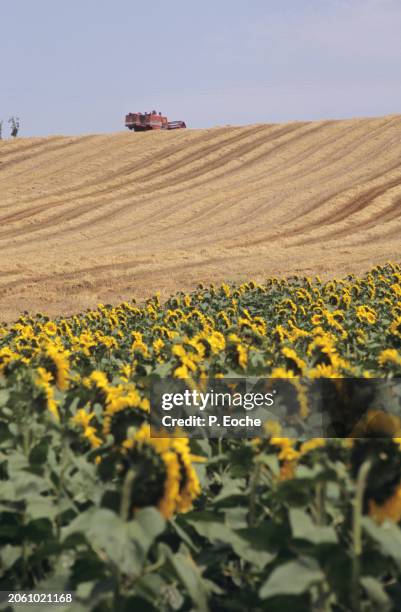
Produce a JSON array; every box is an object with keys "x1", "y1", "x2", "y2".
[{"x1": 350, "y1": 438, "x2": 401, "y2": 511}]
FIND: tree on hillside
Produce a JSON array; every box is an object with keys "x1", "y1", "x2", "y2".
[{"x1": 8, "y1": 116, "x2": 20, "y2": 137}]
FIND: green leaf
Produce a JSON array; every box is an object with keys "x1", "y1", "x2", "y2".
[
  {"x1": 23, "y1": 518, "x2": 55, "y2": 544},
  {"x1": 134, "y1": 572, "x2": 171, "y2": 607},
  {"x1": 171, "y1": 518, "x2": 200, "y2": 553},
  {"x1": 7, "y1": 451, "x2": 29, "y2": 475},
  {"x1": 0, "y1": 389, "x2": 10, "y2": 407},
  {"x1": 12, "y1": 472, "x2": 48, "y2": 499},
  {"x1": 163, "y1": 545, "x2": 210, "y2": 612},
  {"x1": 276, "y1": 479, "x2": 314, "y2": 507},
  {"x1": 213, "y1": 479, "x2": 244, "y2": 504},
  {"x1": 361, "y1": 576, "x2": 391, "y2": 611},
  {"x1": 237, "y1": 522, "x2": 289, "y2": 552},
  {"x1": 63, "y1": 507, "x2": 164, "y2": 578},
  {"x1": 25, "y1": 495, "x2": 57, "y2": 521},
  {"x1": 256, "y1": 452, "x2": 280, "y2": 475},
  {"x1": 67, "y1": 456, "x2": 102, "y2": 504},
  {"x1": 186, "y1": 518, "x2": 274, "y2": 568},
  {"x1": 223, "y1": 506, "x2": 248, "y2": 529},
  {"x1": 127, "y1": 507, "x2": 166, "y2": 558},
  {"x1": 0, "y1": 480, "x2": 16, "y2": 502},
  {"x1": 363, "y1": 518, "x2": 401, "y2": 569},
  {"x1": 71, "y1": 553, "x2": 108, "y2": 587},
  {"x1": 29, "y1": 438, "x2": 49, "y2": 466},
  {"x1": 0, "y1": 544, "x2": 20, "y2": 571},
  {"x1": 289, "y1": 508, "x2": 338, "y2": 544},
  {"x1": 153, "y1": 362, "x2": 173, "y2": 377},
  {"x1": 259, "y1": 556, "x2": 324, "y2": 599},
  {"x1": 295, "y1": 465, "x2": 325, "y2": 479}
]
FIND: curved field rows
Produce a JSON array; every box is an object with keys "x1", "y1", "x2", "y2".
[{"x1": 1, "y1": 115, "x2": 401, "y2": 320}]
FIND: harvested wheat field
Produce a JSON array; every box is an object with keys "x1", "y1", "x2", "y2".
[{"x1": 1, "y1": 114, "x2": 401, "y2": 321}]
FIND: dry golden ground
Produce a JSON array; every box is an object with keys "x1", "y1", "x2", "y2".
[{"x1": 1, "y1": 115, "x2": 401, "y2": 321}]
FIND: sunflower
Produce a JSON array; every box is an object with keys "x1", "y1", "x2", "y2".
[
  {"x1": 369, "y1": 485, "x2": 401, "y2": 524},
  {"x1": 389, "y1": 316, "x2": 401, "y2": 339},
  {"x1": 355, "y1": 305, "x2": 377, "y2": 325},
  {"x1": 272, "y1": 443, "x2": 300, "y2": 481},
  {"x1": 174, "y1": 364, "x2": 190, "y2": 379},
  {"x1": 350, "y1": 410, "x2": 401, "y2": 438},
  {"x1": 391, "y1": 283, "x2": 401, "y2": 298},
  {"x1": 102, "y1": 384, "x2": 149, "y2": 441},
  {"x1": 0, "y1": 347, "x2": 21, "y2": 373},
  {"x1": 42, "y1": 344, "x2": 70, "y2": 390},
  {"x1": 34, "y1": 367, "x2": 60, "y2": 422},
  {"x1": 270, "y1": 367, "x2": 294, "y2": 378},
  {"x1": 236, "y1": 345, "x2": 248, "y2": 370},
  {"x1": 282, "y1": 347, "x2": 306, "y2": 375},
  {"x1": 43, "y1": 321, "x2": 58, "y2": 336},
  {"x1": 122, "y1": 425, "x2": 203, "y2": 518},
  {"x1": 351, "y1": 438, "x2": 401, "y2": 518},
  {"x1": 72, "y1": 408, "x2": 102, "y2": 448},
  {"x1": 308, "y1": 363, "x2": 338, "y2": 378},
  {"x1": 327, "y1": 293, "x2": 340, "y2": 307},
  {"x1": 172, "y1": 438, "x2": 203, "y2": 513},
  {"x1": 378, "y1": 349, "x2": 401, "y2": 368},
  {"x1": 205, "y1": 331, "x2": 226, "y2": 354},
  {"x1": 300, "y1": 438, "x2": 326, "y2": 455}
]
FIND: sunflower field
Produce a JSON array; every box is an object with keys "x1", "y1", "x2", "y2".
[{"x1": 1, "y1": 263, "x2": 401, "y2": 611}]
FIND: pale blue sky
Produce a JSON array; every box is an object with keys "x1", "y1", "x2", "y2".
[{"x1": 1, "y1": 0, "x2": 401, "y2": 136}]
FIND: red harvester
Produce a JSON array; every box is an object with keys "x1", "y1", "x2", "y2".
[{"x1": 125, "y1": 110, "x2": 186, "y2": 131}]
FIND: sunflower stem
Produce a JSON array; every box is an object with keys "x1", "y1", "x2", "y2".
[
  {"x1": 315, "y1": 481, "x2": 326, "y2": 526},
  {"x1": 120, "y1": 468, "x2": 136, "y2": 521},
  {"x1": 249, "y1": 461, "x2": 261, "y2": 526},
  {"x1": 351, "y1": 459, "x2": 371, "y2": 612}
]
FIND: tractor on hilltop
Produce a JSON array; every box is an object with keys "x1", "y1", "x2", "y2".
[{"x1": 125, "y1": 110, "x2": 186, "y2": 132}]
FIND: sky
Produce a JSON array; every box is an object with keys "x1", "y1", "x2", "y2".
[{"x1": 1, "y1": 0, "x2": 401, "y2": 137}]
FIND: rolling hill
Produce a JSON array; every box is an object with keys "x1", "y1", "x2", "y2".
[{"x1": 1, "y1": 114, "x2": 401, "y2": 321}]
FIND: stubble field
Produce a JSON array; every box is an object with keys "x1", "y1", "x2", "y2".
[{"x1": 1, "y1": 114, "x2": 401, "y2": 321}]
